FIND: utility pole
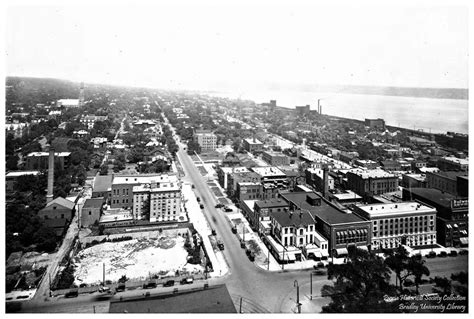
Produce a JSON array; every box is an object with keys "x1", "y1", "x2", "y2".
[
  {"x1": 239, "y1": 297, "x2": 243, "y2": 313},
  {"x1": 294, "y1": 280, "x2": 301, "y2": 313},
  {"x1": 103, "y1": 263, "x2": 105, "y2": 286},
  {"x1": 310, "y1": 272, "x2": 313, "y2": 300},
  {"x1": 267, "y1": 249, "x2": 270, "y2": 270}
]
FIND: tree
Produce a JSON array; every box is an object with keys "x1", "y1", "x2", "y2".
[
  {"x1": 98, "y1": 224, "x2": 105, "y2": 236},
  {"x1": 6, "y1": 154, "x2": 19, "y2": 171},
  {"x1": 407, "y1": 254, "x2": 430, "y2": 294},
  {"x1": 99, "y1": 164, "x2": 109, "y2": 175},
  {"x1": 433, "y1": 276, "x2": 452, "y2": 295},
  {"x1": 384, "y1": 246, "x2": 411, "y2": 292},
  {"x1": 321, "y1": 247, "x2": 399, "y2": 313}
]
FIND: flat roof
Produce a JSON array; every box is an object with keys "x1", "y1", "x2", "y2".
[
  {"x1": 83, "y1": 198, "x2": 105, "y2": 209},
  {"x1": 109, "y1": 284, "x2": 237, "y2": 313},
  {"x1": 357, "y1": 201, "x2": 435, "y2": 217},
  {"x1": 280, "y1": 191, "x2": 367, "y2": 225},
  {"x1": 332, "y1": 190, "x2": 362, "y2": 201},
  {"x1": 251, "y1": 166, "x2": 286, "y2": 177},
  {"x1": 348, "y1": 168, "x2": 395, "y2": 179},
  {"x1": 113, "y1": 174, "x2": 178, "y2": 185},
  {"x1": 244, "y1": 138, "x2": 263, "y2": 144},
  {"x1": 428, "y1": 171, "x2": 468, "y2": 179},
  {"x1": 307, "y1": 168, "x2": 334, "y2": 179},
  {"x1": 255, "y1": 198, "x2": 289, "y2": 209},
  {"x1": 133, "y1": 183, "x2": 180, "y2": 192},
  {"x1": 405, "y1": 188, "x2": 466, "y2": 210},
  {"x1": 403, "y1": 174, "x2": 426, "y2": 181},
  {"x1": 26, "y1": 152, "x2": 71, "y2": 157},
  {"x1": 6, "y1": 170, "x2": 40, "y2": 177},
  {"x1": 220, "y1": 166, "x2": 249, "y2": 174},
  {"x1": 93, "y1": 175, "x2": 113, "y2": 192},
  {"x1": 441, "y1": 156, "x2": 469, "y2": 165}
]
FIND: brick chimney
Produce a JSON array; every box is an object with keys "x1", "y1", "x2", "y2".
[
  {"x1": 46, "y1": 147, "x2": 55, "y2": 204},
  {"x1": 322, "y1": 165, "x2": 329, "y2": 199}
]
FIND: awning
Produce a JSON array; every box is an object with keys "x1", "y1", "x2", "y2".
[
  {"x1": 459, "y1": 237, "x2": 468, "y2": 245},
  {"x1": 446, "y1": 224, "x2": 452, "y2": 229},
  {"x1": 334, "y1": 248, "x2": 348, "y2": 256},
  {"x1": 454, "y1": 224, "x2": 459, "y2": 228},
  {"x1": 357, "y1": 230, "x2": 363, "y2": 236}
]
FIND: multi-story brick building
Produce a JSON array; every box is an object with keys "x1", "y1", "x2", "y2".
[
  {"x1": 346, "y1": 168, "x2": 398, "y2": 199},
  {"x1": 243, "y1": 138, "x2": 264, "y2": 153},
  {"x1": 403, "y1": 188, "x2": 468, "y2": 247},
  {"x1": 437, "y1": 156, "x2": 469, "y2": 172},
  {"x1": 217, "y1": 166, "x2": 249, "y2": 190},
  {"x1": 81, "y1": 198, "x2": 104, "y2": 227},
  {"x1": 426, "y1": 171, "x2": 468, "y2": 196},
  {"x1": 305, "y1": 167, "x2": 334, "y2": 193},
  {"x1": 261, "y1": 151, "x2": 290, "y2": 166},
  {"x1": 353, "y1": 202, "x2": 437, "y2": 250}
]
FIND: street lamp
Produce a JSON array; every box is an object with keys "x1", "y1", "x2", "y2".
[{"x1": 294, "y1": 280, "x2": 301, "y2": 314}]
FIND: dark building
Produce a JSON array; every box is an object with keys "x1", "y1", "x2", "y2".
[
  {"x1": 295, "y1": 105, "x2": 310, "y2": 117},
  {"x1": 365, "y1": 118, "x2": 385, "y2": 130},
  {"x1": 346, "y1": 169, "x2": 398, "y2": 199},
  {"x1": 38, "y1": 197, "x2": 75, "y2": 235},
  {"x1": 403, "y1": 188, "x2": 468, "y2": 247},
  {"x1": 81, "y1": 198, "x2": 104, "y2": 227},
  {"x1": 25, "y1": 151, "x2": 71, "y2": 170},
  {"x1": 426, "y1": 171, "x2": 468, "y2": 196}
]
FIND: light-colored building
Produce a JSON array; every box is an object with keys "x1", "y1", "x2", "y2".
[
  {"x1": 402, "y1": 173, "x2": 427, "y2": 189},
  {"x1": 132, "y1": 180, "x2": 182, "y2": 223},
  {"x1": 217, "y1": 166, "x2": 249, "y2": 190},
  {"x1": 194, "y1": 131, "x2": 217, "y2": 151},
  {"x1": 353, "y1": 201, "x2": 437, "y2": 250},
  {"x1": 80, "y1": 115, "x2": 108, "y2": 129},
  {"x1": 57, "y1": 99, "x2": 80, "y2": 108}
]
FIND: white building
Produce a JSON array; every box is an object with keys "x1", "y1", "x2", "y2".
[
  {"x1": 133, "y1": 181, "x2": 182, "y2": 223},
  {"x1": 353, "y1": 201, "x2": 437, "y2": 250}
]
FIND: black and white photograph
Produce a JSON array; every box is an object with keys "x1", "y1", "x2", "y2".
[{"x1": 3, "y1": 0, "x2": 470, "y2": 314}]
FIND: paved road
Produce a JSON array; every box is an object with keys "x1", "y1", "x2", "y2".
[{"x1": 175, "y1": 140, "x2": 331, "y2": 312}]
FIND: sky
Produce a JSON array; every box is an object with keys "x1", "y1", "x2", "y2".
[{"x1": 4, "y1": 0, "x2": 470, "y2": 91}]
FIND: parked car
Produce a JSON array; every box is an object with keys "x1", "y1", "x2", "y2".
[
  {"x1": 224, "y1": 207, "x2": 233, "y2": 212},
  {"x1": 314, "y1": 269, "x2": 326, "y2": 276},
  {"x1": 427, "y1": 251, "x2": 437, "y2": 258},
  {"x1": 200, "y1": 204, "x2": 204, "y2": 209},
  {"x1": 99, "y1": 286, "x2": 111, "y2": 293},
  {"x1": 217, "y1": 240, "x2": 225, "y2": 250},
  {"x1": 196, "y1": 197, "x2": 201, "y2": 202},
  {"x1": 438, "y1": 251, "x2": 448, "y2": 258},
  {"x1": 65, "y1": 289, "x2": 79, "y2": 298},
  {"x1": 180, "y1": 277, "x2": 194, "y2": 285},
  {"x1": 231, "y1": 226, "x2": 237, "y2": 234},
  {"x1": 449, "y1": 250, "x2": 458, "y2": 257},
  {"x1": 240, "y1": 240, "x2": 246, "y2": 248},
  {"x1": 459, "y1": 250, "x2": 468, "y2": 255},
  {"x1": 163, "y1": 280, "x2": 175, "y2": 287},
  {"x1": 215, "y1": 203, "x2": 224, "y2": 208},
  {"x1": 116, "y1": 284, "x2": 126, "y2": 292},
  {"x1": 316, "y1": 262, "x2": 325, "y2": 268},
  {"x1": 79, "y1": 283, "x2": 88, "y2": 288},
  {"x1": 143, "y1": 282, "x2": 157, "y2": 289},
  {"x1": 211, "y1": 228, "x2": 216, "y2": 235}
]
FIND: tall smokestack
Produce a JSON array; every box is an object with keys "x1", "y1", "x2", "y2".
[
  {"x1": 322, "y1": 165, "x2": 329, "y2": 199},
  {"x1": 46, "y1": 147, "x2": 55, "y2": 204}
]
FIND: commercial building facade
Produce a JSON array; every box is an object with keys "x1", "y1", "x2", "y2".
[
  {"x1": 261, "y1": 151, "x2": 290, "y2": 166},
  {"x1": 346, "y1": 168, "x2": 398, "y2": 199},
  {"x1": 194, "y1": 131, "x2": 217, "y2": 151},
  {"x1": 353, "y1": 202, "x2": 437, "y2": 250}
]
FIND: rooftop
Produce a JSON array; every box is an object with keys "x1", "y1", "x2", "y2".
[
  {"x1": 270, "y1": 209, "x2": 314, "y2": 228},
  {"x1": 348, "y1": 168, "x2": 395, "y2": 179},
  {"x1": 405, "y1": 188, "x2": 468, "y2": 211},
  {"x1": 44, "y1": 197, "x2": 75, "y2": 210},
  {"x1": 356, "y1": 201, "x2": 435, "y2": 217},
  {"x1": 280, "y1": 191, "x2": 368, "y2": 225},
  {"x1": 441, "y1": 156, "x2": 469, "y2": 165},
  {"x1": 83, "y1": 198, "x2": 105, "y2": 209},
  {"x1": 331, "y1": 190, "x2": 362, "y2": 201},
  {"x1": 93, "y1": 175, "x2": 113, "y2": 192},
  {"x1": 27, "y1": 152, "x2": 71, "y2": 157},
  {"x1": 251, "y1": 166, "x2": 286, "y2": 177},
  {"x1": 220, "y1": 166, "x2": 249, "y2": 174},
  {"x1": 428, "y1": 171, "x2": 468, "y2": 180},
  {"x1": 113, "y1": 174, "x2": 178, "y2": 185},
  {"x1": 244, "y1": 138, "x2": 263, "y2": 145},
  {"x1": 6, "y1": 170, "x2": 40, "y2": 178},
  {"x1": 255, "y1": 198, "x2": 289, "y2": 209}
]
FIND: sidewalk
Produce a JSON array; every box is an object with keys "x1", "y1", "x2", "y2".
[
  {"x1": 279, "y1": 280, "x2": 331, "y2": 313},
  {"x1": 182, "y1": 183, "x2": 229, "y2": 278}
]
